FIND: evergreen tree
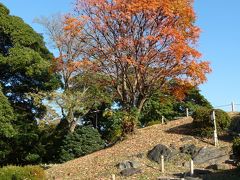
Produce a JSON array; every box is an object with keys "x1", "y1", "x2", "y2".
[
  {"x1": 0, "y1": 86, "x2": 16, "y2": 164},
  {"x1": 0, "y1": 3, "x2": 59, "y2": 165}
]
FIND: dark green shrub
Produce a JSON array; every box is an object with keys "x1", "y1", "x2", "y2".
[
  {"x1": 233, "y1": 137, "x2": 240, "y2": 161},
  {"x1": 140, "y1": 94, "x2": 177, "y2": 126},
  {"x1": 140, "y1": 88, "x2": 212, "y2": 127},
  {"x1": 0, "y1": 165, "x2": 45, "y2": 180},
  {"x1": 59, "y1": 126, "x2": 105, "y2": 162},
  {"x1": 192, "y1": 107, "x2": 230, "y2": 137},
  {"x1": 174, "y1": 88, "x2": 212, "y2": 116},
  {"x1": 100, "y1": 109, "x2": 138, "y2": 144},
  {"x1": 229, "y1": 113, "x2": 240, "y2": 135}
]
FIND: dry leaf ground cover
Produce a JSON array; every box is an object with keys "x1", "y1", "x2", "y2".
[{"x1": 46, "y1": 117, "x2": 232, "y2": 180}]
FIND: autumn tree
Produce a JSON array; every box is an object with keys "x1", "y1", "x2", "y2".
[
  {"x1": 73, "y1": 0, "x2": 211, "y2": 117},
  {"x1": 36, "y1": 15, "x2": 112, "y2": 132},
  {"x1": 35, "y1": 15, "x2": 90, "y2": 91}
]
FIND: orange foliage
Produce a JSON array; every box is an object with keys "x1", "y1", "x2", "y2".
[{"x1": 71, "y1": 0, "x2": 211, "y2": 109}]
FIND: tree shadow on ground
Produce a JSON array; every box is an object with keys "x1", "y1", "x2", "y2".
[
  {"x1": 165, "y1": 122, "x2": 233, "y2": 144},
  {"x1": 165, "y1": 122, "x2": 194, "y2": 136},
  {"x1": 174, "y1": 168, "x2": 240, "y2": 180}
]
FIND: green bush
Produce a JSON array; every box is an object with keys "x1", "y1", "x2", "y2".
[
  {"x1": 140, "y1": 94, "x2": 177, "y2": 126},
  {"x1": 100, "y1": 109, "x2": 138, "y2": 144},
  {"x1": 59, "y1": 126, "x2": 105, "y2": 162},
  {"x1": 192, "y1": 107, "x2": 230, "y2": 137},
  {"x1": 233, "y1": 137, "x2": 240, "y2": 162},
  {"x1": 0, "y1": 165, "x2": 45, "y2": 180}
]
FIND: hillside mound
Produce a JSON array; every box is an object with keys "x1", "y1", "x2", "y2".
[{"x1": 46, "y1": 117, "x2": 232, "y2": 180}]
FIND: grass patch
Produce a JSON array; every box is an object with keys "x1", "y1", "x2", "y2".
[{"x1": 0, "y1": 165, "x2": 45, "y2": 180}]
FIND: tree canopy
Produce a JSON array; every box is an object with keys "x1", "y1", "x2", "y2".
[
  {"x1": 0, "y1": 3, "x2": 60, "y2": 165},
  {"x1": 70, "y1": 0, "x2": 211, "y2": 115},
  {"x1": 0, "y1": 85, "x2": 16, "y2": 164},
  {"x1": 0, "y1": 3, "x2": 59, "y2": 120}
]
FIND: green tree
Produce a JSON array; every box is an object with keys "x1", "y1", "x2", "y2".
[
  {"x1": 0, "y1": 86, "x2": 16, "y2": 164},
  {"x1": 58, "y1": 126, "x2": 105, "y2": 162},
  {"x1": 174, "y1": 88, "x2": 212, "y2": 115},
  {"x1": 0, "y1": 3, "x2": 59, "y2": 165},
  {"x1": 140, "y1": 88, "x2": 212, "y2": 126}
]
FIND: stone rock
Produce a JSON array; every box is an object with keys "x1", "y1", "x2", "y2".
[
  {"x1": 193, "y1": 169, "x2": 213, "y2": 175},
  {"x1": 158, "y1": 177, "x2": 181, "y2": 180},
  {"x1": 120, "y1": 168, "x2": 141, "y2": 176},
  {"x1": 184, "y1": 169, "x2": 212, "y2": 180},
  {"x1": 206, "y1": 163, "x2": 230, "y2": 170},
  {"x1": 117, "y1": 160, "x2": 140, "y2": 171},
  {"x1": 136, "y1": 152, "x2": 144, "y2": 158},
  {"x1": 170, "y1": 143, "x2": 177, "y2": 150},
  {"x1": 193, "y1": 147, "x2": 229, "y2": 165},
  {"x1": 180, "y1": 136, "x2": 195, "y2": 142},
  {"x1": 147, "y1": 144, "x2": 172, "y2": 163},
  {"x1": 180, "y1": 144, "x2": 197, "y2": 157},
  {"x1": 184, "y1": 177, "x2": 203, "y2": 180}
]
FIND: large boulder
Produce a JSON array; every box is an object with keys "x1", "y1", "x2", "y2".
[
  {"x1": 180, "y1": 144, "x2": 198, "y2": 158},
  {"x1": 193, "y1": 147, "x2": 229, "y2": 165},
  {"x1": 147, "y1": 144, "x2": 172, "y2": 163}
]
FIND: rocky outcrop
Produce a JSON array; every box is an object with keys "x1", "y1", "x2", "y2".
[
  {"x1": 117, "y1": 160, "x2": 140, "y2": 171},
  {"x1": 147, "y1": 144, "x2": 173, "y2": 163},
  {"x1": 180, "y1": 144, "x2": 198, "y2": 158},
  {"x1": 193, "y1": 146, "x2": 229, "y2": 165}
]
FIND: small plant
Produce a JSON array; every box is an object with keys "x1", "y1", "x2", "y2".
[
  {"x1": 233, "y1": 137, "x2": 240, "y2": 162},
  {"x1": 0, "y1": 165, "x2": 45, "y2": 180},
  {"x1": 192, "y1": 107, "x2": 230, "y2": 137}
]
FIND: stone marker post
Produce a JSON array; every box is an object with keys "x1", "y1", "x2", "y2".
[
  {"x1": 190, "y1": 159, "x2": 194, "y2": 176},
  {"x1": 212, "y1": 110, "x2": 219, "y2": 147},
  {"x1": 231, "y1": 101, "x2": 235, "y2": 112},
  {"x1": 161, "y1": 155, "x2": 165, "y2": 173}
]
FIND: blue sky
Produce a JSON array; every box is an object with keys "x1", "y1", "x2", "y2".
[{"x1": 1, "y1": 0, "x2": 240, "y2": 111}]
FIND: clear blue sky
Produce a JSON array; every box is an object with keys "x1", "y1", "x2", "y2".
[{"x1": 1, "y1": 0, "x2": 240, "y2": 111}]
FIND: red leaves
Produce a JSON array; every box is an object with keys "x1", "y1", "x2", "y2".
[
  {"x1": 69, "y1": 0, "x2": 211, "y2": 106},
  {"x1": 52, "y1": 55, "x2": 92, "y2": 74}
]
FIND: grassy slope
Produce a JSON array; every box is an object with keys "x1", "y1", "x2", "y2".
[{"x1": 46, "y1": 117, "x2": 232, "y2": 180}]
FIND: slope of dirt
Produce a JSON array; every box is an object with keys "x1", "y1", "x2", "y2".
[{"x1": 46, "y1": 117, "x2": 232, "y2": 180}]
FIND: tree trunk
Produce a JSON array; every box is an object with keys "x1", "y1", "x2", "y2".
[
  {"x1": 69, "y1": 120, "x2": 77, "y2": 133},
  {"x1": 136, "y1": 97, "x2": 147, "y2": 120},
  {"x1": 67, "y1": 108, "x2": 77, "y2": 132}
]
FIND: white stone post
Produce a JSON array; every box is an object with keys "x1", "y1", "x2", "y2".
[
  {"x1": 112, "y1": 174, "x2": 116, "y2": 180},
  {"x1": 232, "y1": 101, "x2": 235, "y2": 112},
  {"x1": 186, "y1": 108, "x2": 189, "y2": 117},
  {"x1": 212, "y1": 110, "x2": 219, "y2": 147},
  {"x1": 190, "y1": 159, "x2": 194, "y2": 176},
  {"x1": 161, "y1": 116, "x2": 164, "y2": 124},
  {"x1": 161, "y1": 155, "x2": 165, "y2": 173}
]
